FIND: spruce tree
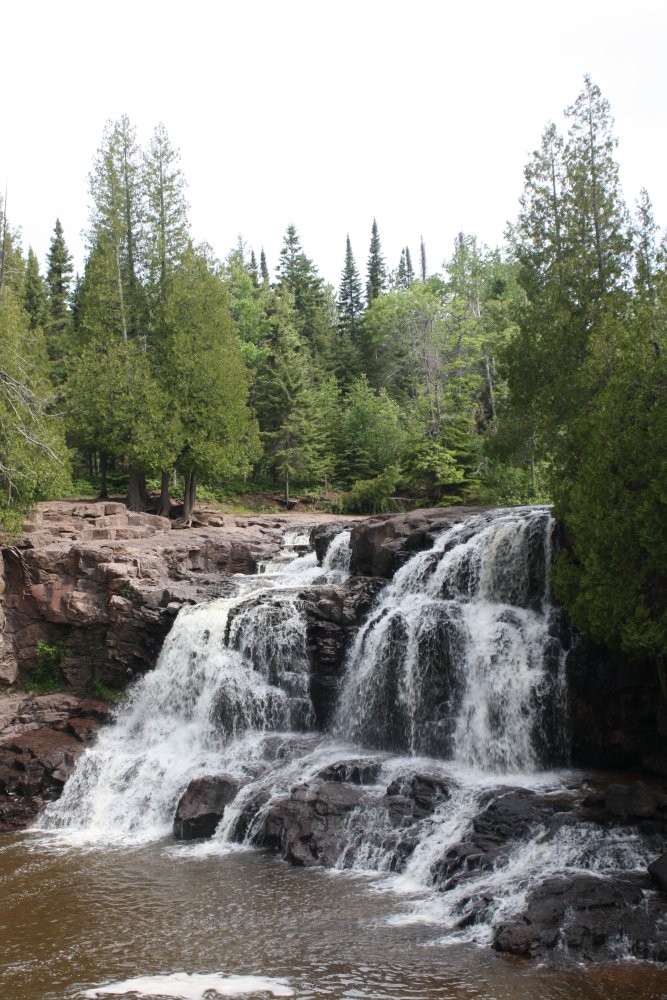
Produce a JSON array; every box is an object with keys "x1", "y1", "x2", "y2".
[
  {"x1": 405, "y1": 247, "x2": 415, "y2": 285},
  {"x1": 366, "y1": 218, "x2": 387, "y2": 303},
  {"x1": 276, "y1": 224, "x2": 332, "y2": 362},
  {"x1": 23, "y1": 249, "x2": 48, "y2": 332},
  {"x1": 337, "y1": 236, "x2": 364, "y2": 343},
  {"x1": 420, "y1": 236, "x2": 427, "y2": 281},
  {"x1": 45, "y1": 219, "x2": 74, "y2": 382},
  {"x1": 260, "y1": 248, "x2": 270, "y2": 286},
  {"x1": 46, "y1": 219, "x2": 73, "y2": 335}
]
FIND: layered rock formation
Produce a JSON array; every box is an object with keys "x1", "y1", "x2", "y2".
[
  {"x1": 0, "y1": 501, "x2": 351, "y2": 692},
  {"x1": 0, "y1": 500, "x2": 351, "y2": 829},
  {"x1": 0, "y1": 692, "x2": 112, "y2": 829}
]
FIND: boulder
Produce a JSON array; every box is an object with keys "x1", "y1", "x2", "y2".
[
  {"x1": 173, "y1": 774, "x2": 240, "y2": 840},
  {"x1": 349, "y1": 507, "x2": 489, "y2": 579},
  {"x1": 260, "y1": 779, "x2": 371, "y2": 867},
  {"x1": 494, "y1": 872, "x2": 667, "y2": 963}
]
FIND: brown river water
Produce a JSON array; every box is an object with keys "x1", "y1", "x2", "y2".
[{"x1": 1, "y1": 832, "x2": 666, "y2": 1000}]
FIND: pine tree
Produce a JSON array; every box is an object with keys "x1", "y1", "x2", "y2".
[
  {"x1": 260, "y1": 248, "x2": 270, "y2": 286},
  {"x1": 249, "y1": 249, "x2": 259, "y2": 287},
  {"x1": 0, "y1": 278, "x2": 71, "y2": 523},
  {"x1": 23, "y1": 249, "x2": 48, "y2": 332},
  {"x1": 45, "y1": 219, "x2": 74, "y2": 382},
  {"x1": 563, "y1": 76, "x2": 632, "y2": 315},
  {"x1": 366, "y1": 218, "x2": 387, "y2": 303},
  {"x1": 255, "y1": 289, "x2": 318, "y2": 502},
  {"x1": 88, "y1": 116, "x2": 145, "y2": 343},
  {"x1": 634, "y1": 188, "x2": 659, "y2": 302},
  {"x1": 162, "y1": 250, "x2": 260, "y2": 519},
  {"x1": 337, "y1": 236, "x2": 364, "y2": 342},
  {"x1": 507, "y1": 77, "x2": 633, "y2": 469},
  {"x1": 420, "y1": 237, "x2": 427, "y2": 281}
]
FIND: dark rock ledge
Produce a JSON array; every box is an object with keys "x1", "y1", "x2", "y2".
[{"x1": 172, "y1": 752, "x2": 667, "y2": 965}]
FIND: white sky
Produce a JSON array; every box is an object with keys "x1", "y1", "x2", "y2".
[{"x1": 4, "y1": 0, "x2": 666, "y2": 288}]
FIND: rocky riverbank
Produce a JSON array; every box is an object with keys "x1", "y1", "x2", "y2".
[
  {"x1": 0, "y1": 500, "x2": 353, "y2": 830},
  {"x1": 168, "y1": 732, "x2": 667, "y2": 965}
]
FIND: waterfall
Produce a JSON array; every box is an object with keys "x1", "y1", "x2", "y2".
[
  {"x1": 335, "y1": 507, "x2": 567, "y2": 771},
  {"x1": 38, "y1": 511, "x2": 567, "y2": 845},
  {"x1": 32, "y1": 509, "x2": 665, "y2": 963},
  {"x1": 38, "y1": 530, "x2": 352, "y2": 843}
]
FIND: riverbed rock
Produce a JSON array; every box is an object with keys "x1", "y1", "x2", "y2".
[
  {"x1": 604, "y1": 781, "x2": 667, "y2": 820},
  {"x1": 173, "y1": 774, "x2": 240, "y2": 840},
  {"x1": 259, "y1": 778, "x2": 372, "y2": 866},
  {"x1": 493, "y1": 872, "x2": 667, "y2": 963},
  {"x1": 348, "y1": 507, "x2": 488, "y2": 579}
]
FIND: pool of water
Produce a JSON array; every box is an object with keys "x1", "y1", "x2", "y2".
[{"x1": 1, "y1": 833, "x2": 666, "y2": 1000}]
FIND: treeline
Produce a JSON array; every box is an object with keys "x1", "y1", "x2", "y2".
[
  {"x1": 0, "y1": 117, "x2": 528, "y2": 520},
  {"x1": 0, "y1": 77, "x2": 665, "y2": 666}
]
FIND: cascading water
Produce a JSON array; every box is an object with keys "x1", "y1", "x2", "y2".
[
  {"x1": 335, "y1": 507, "x2": 567, "y2": 770},
  {"x1": 38, "y1": 530, "x2": 352, "y2": 843},
  {"x1": 35, "y1": 509, "x2": 664, "y2": 966}
]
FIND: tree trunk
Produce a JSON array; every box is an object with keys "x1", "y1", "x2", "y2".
[
  {"x1": 127, "y1": 466, "x2": 147, "y2": 511},
  {"x1": 285, "y1": 471, "x2": 290, "y2": 506},
  {"x1": 182, "y1": 471, "x2": 197, "y2": 524},
  {"x1": 157, "y1": 470, "x2": 171, "y2": 518},
  {"x1": 98, "y1": 452, "x2": 109, "y2": 499}
]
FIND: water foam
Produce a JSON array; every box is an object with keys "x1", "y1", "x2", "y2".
[{"x1": 84, "y1": 972, "x2": 294, "y2": 998}]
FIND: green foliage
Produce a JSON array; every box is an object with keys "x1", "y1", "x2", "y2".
[
  {"x1": 470, "y1": 463, "x2": 551, "y2": 507},
  {"x1": 550, "y1": 308, "x2": 667, "y2": 660},
  {"x1": 163, "y1": 251, "x2": 261, "y2": 482},
  {"x1": 401, "y1": 439, "x2": 465, "y2": 500},
  {"x1": 339, "y1": 463, "x2": 402, "y2": 514},
  {"x1": 337, "y1": 376, "x2": 406, "y2": 484},
  {"x1": 502, "y1": 75, "x2": 667, "y2": 666},
  {"x1": 66, "y1": 336, "x2": 178, "y2": 474},
  {"x1": 366, "y1": 218, "x2": 387, "y2": 304},
  {"x1": 0, "y1": 286, "x2": 71, "y2": 525},
  {"x1": 92, "y1": 679, "x2": 125, "y2": 703},
  {"x1": 26, "y1": 639, "x2": 66, "y2": 693}
]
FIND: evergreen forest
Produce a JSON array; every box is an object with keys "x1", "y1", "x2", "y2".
[{"x1": 1, "y1": 77, "x2": 665, "y2": 672}]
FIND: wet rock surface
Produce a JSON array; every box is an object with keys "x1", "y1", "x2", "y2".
[
  {"x1": 239, "y1": 762, "x2": 667, "y2": 964},
  {"x1": 0, "y1": 693, "x2": 112, "y2": 830},
  {"x1": 348, "y1": 507, "x2": 489, "y2": 579},
  {"x1": 173, "y1": 774, "x2": 240, "y2": 840},
  {"x1": 493, "y1": 872, "x2": 667, "y2": 963}
]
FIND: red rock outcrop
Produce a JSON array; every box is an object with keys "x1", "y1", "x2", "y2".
[{"x1": 0, "y1": 500, "x2": 350, "y2": 693}]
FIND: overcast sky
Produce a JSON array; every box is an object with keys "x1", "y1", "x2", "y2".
[{"x1": 4, "y1": 0, "x2": 666, "y2": 288}]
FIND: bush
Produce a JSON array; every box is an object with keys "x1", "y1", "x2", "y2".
[
  {"x1": 338, "y1": 464, "x2": 402, "y2": 514},
  {"x1": 25, "y1": 639, "x2": 66, "y2": 693}
]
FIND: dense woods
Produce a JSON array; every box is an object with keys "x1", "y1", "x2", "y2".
[{"x1": 0, "y1": 78, "x2": 665, "y2": 669}]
